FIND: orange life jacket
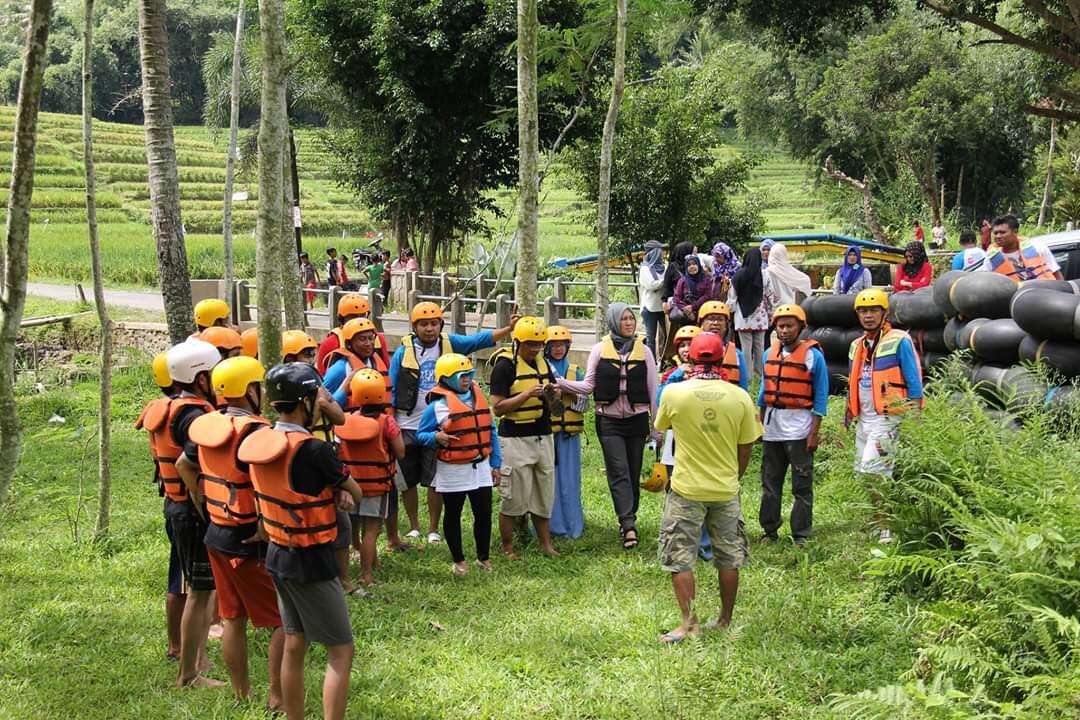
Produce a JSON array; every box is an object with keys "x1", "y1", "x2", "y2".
[
  {"x1": 335, "y1": 413, "x2": 395, "y2": 496},
  {"x1": 427, "y1": 386, "x2": 493, "y2": 464},
  {"x1": 762, "y1": 339, "x2": 820, "y2": 410},
  {"x1": 188, "y1": 411, "x2": 269, "y2": 526},
  {"x1": 847, "y1": 327, "x2": 924, "y2": 417},
  {"x1": 238, "y1": 428, "x2": 337, "y2": 548},
  {"x1": 986, "y1": 240, "x2": 1056, "y2": 281},
  {"x1": 721, "y1": 341, "x2": 741, "y2": 385},
  {"x1": 135, "y1": 395, "x2": 215, "y2": 502},
  {"x1": 322, "y1": 327, "x2": 386, "y2": 375},
  {"x1": 135, "y1": 396, "x2": 172, "y2": 489}
]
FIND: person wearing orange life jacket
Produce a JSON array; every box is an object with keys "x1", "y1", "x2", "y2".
[
  {"x1": 237, "y1": 362, "x2": 365, "y2": 720},
  {"x1": 335, "y1": 369, "x2": 406, "y2": 587},
  {"x1": 323, "y1": 318, "x2": 390, "y2": 408},
  {"x1": 144, "y1": 339, "x2": 220, "y2": 688},
  {"x1": 316, "y1": 293, "x2": 390, "y2": 373},
  {"x1": 415, "y1": 354, "x2": 502, "y2": 576},
  {"x1": 489, "y1": 317, "x2": 561, "y2": 560},
  {"x1": 201, "y1": 326, "x2": 245, "y2": 362},
  {"x1": 756, "y1": 304, "x2": 828, "y2": 546},
  {"x1": 977, "y1": 213, "x2": 1063, "y2": 281},
  {"x1": 545, "y1": 325, "x2": 587, "y2": 539},
  {"x1": 134, "y1": 352, "x2": 186, "y2": 662},
  {"x1": 844, "y1": 289, "x2": 924, "y2": 545},
  {"x1": 389, "y1": 301, "x2": 518, "y2": 546},
  {"x1": 183, "y1": 356, "x2": 284, "y2": 709},
  {"x1": 661, "y1": 302, "x2": 748, "y2": 391},
  {"x1": 240, "y1": 328, "x2": 259, "y2": 359},
  {"x1": 281, "y1": 330, "x2": 318, "y2": 365}
]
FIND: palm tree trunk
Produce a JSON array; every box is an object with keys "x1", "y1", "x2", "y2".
[
  {"x1": 84, "y1": 0, "x2": 114, "y2": 540},
  {"x1": 222, "y1": 0, "x2": 246, "y2": 304},
  {"x1": 139, "y1": 0, "x2": 195, "y2": 343},
  {"x1": 255, "y1": 0, "x2": 287, "y2": 363},
  {"x1": 595, "y1": 0, "x2": 627, "y2": 339},
  {"x1": 0, "y1": 0, "x2": 53, "y2": 512},
  {"x1": 515, "y1": 0, "x2": 539, "y2": 316}
]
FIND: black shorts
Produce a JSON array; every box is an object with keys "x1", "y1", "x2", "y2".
[
  {"x1": 169, "y1": 507, "x2": 215, "y2": 592},
  {"x1": 399, "y1": 430, "x2": 437, "y2": 489}
]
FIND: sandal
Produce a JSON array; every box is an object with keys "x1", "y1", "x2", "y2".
[{"x1": 622, "y1": 529, "x2": 639, "y2": 550}]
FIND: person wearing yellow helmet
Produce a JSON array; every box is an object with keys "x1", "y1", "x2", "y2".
[
  {"x1": 415, "y1": 353, "x2": 503, "y2": 575},
  {"x1": 182, "y1": 356, "x2": 284, "y2": 707},
  {"x1": 194, "y1": 298, "x2": 232, "y2": 332},
  {"x1": 489, "y1": 316, "x2": 560, "y2": 559},
  {"x1": 756, "y1": 304, "x2": 828, "y2": 546},
  {"x1": 544, "y1": 325, "x2": 587, "y2": 539},
  {"x1": 557, "y1": 302, "x2": 661, "y2": 550},
  {"x1": 388, "y1": 302, "x2": 519, "y2": 546},
  {"x1": 846, "y1": 288, "x2": 924, "y2": 545}
]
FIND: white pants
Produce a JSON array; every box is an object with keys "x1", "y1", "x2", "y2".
[
  {"x1": 738, "y1": 330, "x2": 766, "y2": 384},
  {"x1": 854, "y1": 414, "x2": 901, "y2": 477}
]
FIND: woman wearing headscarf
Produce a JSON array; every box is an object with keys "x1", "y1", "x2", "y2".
[
  {"x1": 711, "y1": 242, "x2": 741, "y2": 296},
  {"x1": 760, "y1": 238, "x2": 776, "y2": 268},
  {"x1": 557, "y1": 303, "x2": 659, "y2": 550},
  {"x1": 672, "y1": 255, "x2": 717, "y2": 321},
  {"x1": 764, "y1": 242, "x2": 812, "y2": 305},
  {"x1": 728, "y1": 247, "x2": 774, "y2": 385},
  {"x1": 662, "y1": 241, "x2": 695, "y2": 307},
  {"x1": 895, "y1": 241, "x2": 933, "y2": 291},
  {"x1": 832, "y1": 245, "x2": 873, "y2": 295},
  {"x1": 638, "y1": 240, "x2": 667, "y2": 354}
]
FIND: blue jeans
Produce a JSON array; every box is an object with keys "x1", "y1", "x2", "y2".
[{"x1": 641, "y1": 309, "x2": 664, "y2": 356}]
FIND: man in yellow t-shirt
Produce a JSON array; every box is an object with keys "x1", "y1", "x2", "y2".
[{"x1": 654, "y1": 332, "x2": 761, "y2": 644}]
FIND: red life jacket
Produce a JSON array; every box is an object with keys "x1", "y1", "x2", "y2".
[
  {"x1": 335, "y1": 413, "x2": 395, "y2": 496},
  {"x1": 188, "y1": 411, "x2": 269, "y2": 526},
  {"x1": 427, "y1": 386, "x2": 493, "y2": 464},
  {"x1": 136, "y1": 395, "x2": 215, "y2": 503},
  {"x1": 238, "y1": 428, "x2": 337, "y2": 548}
]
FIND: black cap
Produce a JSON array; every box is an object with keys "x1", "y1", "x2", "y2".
[{"x1": 266, "y1": 362, "x2": 322, "y2": 403}]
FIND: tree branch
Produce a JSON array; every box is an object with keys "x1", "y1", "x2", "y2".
[
  {"x1": 923, "y1": 0, "x2": 1080, "y2": 69},
  {"x1": 1025, "y1": 103, "x2": 1080, "y2": 122},
  {"x1": 1024, "y1": 0, "x2": 1080, "y2": 45},
  {"x1": 822, "y1": 155, "x2": 868, "y2": 191}
]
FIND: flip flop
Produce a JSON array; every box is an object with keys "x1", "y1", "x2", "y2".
[
  {"x1": 622, "y1": 529, "x2": 639, "y2": 550},
  {"x1": 702, "y1": 618, "x2": 729, "y2": 631},
  {"x1": 346, "y1": 587, "x2": 373, "y2": 599},
  {"x1": 659, "y1": 631, "x2": 687, "y2": 644}
]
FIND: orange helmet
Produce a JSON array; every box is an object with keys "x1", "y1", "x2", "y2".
[
  {"x1": 342, "y1": 317, "x2": 377, "y2": 342},
  {"x1": 410, "y1": 301, "x2": 444, "y2": 324},
  {"x1": 240, "y1": 328, "x2": 258, "y2": 358},
  {"x1": 281, "y1": 330, "x2": 318, "y2": 357},
  {"x1": 350, "y1": 368, "x2": 387, "y2": 407},
  {"x1": 337, "y1": 293, "x2": 370, "y2": 320},
  {"x1": 200, "y1": 326, "x2": 243, "y2": 351}
]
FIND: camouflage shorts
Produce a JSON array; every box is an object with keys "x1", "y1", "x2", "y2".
[{"x1": 658, "y1": 491, "x2": 749, "y2": 573}]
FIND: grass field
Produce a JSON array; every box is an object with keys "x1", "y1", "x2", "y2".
[
  {"x1": 1, "y1": 106, "x2": 835, "y2": 287},
  {"x1": 0, "y1": 298, "x2": 919, "y2": 720}
]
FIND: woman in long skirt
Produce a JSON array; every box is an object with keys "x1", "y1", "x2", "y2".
[{"x1": 545, "y1": 326, "x2": 586, "y2": 538}]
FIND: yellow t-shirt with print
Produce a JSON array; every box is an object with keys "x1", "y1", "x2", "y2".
[{"x1": 654, "y1": 378, "x2": 762, "y2": 502}]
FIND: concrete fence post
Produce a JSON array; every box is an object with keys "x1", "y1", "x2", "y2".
[
  {"x1": 495, "y1": 293, "x2": 511, "y2": 329},
  {"x1": 407, "y1": 289, "x2": 421, "y2": 314},
  {"x1": 439, "y1": 271, "x2": 449, "y2": 299},
  {"x1": 235, "y1": 281, "x2": 251, "y2": 322},
  {"x1": 450, "y1": 297, "x2": 465, "y2": 335},
  {"x1": 553, "y1": 277, "x2": 565, "y2": 322},
  {"x1": 371, "y1": 290, "x2": 385, "y2": 333},
  {"x1": 543, "y1": 295, "x2": 557, "y2": 327},
  {"x1": 328, "y1": 286, "x2": 341, "y2": 327}
]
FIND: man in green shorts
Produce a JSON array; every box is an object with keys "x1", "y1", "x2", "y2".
[{"x1": 654, "y1": 332, "x2": 761, "y2": 643}]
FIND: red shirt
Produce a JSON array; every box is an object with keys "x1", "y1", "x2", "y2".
[
  {"x1": 980, "y1": 226, "x2": 992, "y2": 251},
  {"x1": 316, "y1": 330, "x2": 391, "y2": 375},
  {"x1": 895, "y1": 262, "x2": 933, "y2": 291}
]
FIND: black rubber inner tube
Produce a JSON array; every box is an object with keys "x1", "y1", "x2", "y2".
[
  {"x1": 932, "y1": 270, "x2": 966, "y2": 318},
  {"x1": 957, "y1": 318, "x2": 990, "y2": 350},
  {"x1": 1031, "y1": 338, "x2": 1080, "y2": 378},
  {"x1": 805, "y1": 294, "x2": 857, "y2": 328},
  {"x1": 1010, "y1": 287, "x2": 1080, "y2": 342},
  {"x1": 968, "y1": 318, "x2": 1026, "y2": 365},
  {"x1": 949, "y1": 272, "x2": 1018, "y2": 320},
  {"x1": 890, "y1": 291, "x2": 947, "y2": 329}
]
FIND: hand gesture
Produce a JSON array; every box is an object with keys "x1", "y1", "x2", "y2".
[
  {"x1": 336, "y1": 489, "x2": 355, "y2": 512},
  {"x1": 806, "y1": 429, "x2": 820, "y2": 453},
  {"x1": 527, "y1": 384, "x2": 546, "y2": 398},
  {"x1": 241, "y1": 522, "x2": 269, "y2": 545},
  {"x1": 436, "y1": 431, "x2": 459, "y2": 448}
]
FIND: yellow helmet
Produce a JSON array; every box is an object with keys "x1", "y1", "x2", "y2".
[
  {"x1": 673, "y1": 325, "x2": 703, "y2": 345},
  {"x1": 771, "y1": 304, "x2": 807, "y2": 324},
  {"x1": 281, "y1": 330, "x2": 318, "y2": 357},
  {"x1": 337, "y1": 293, "x2": 370, "y2": 320},
  {"x1": 194, "y1": 298, "x2": 230, "y2": 328},
  {"x1": 200, "y1": 326, "x2": 243, "y2": 352},
  {"x1": 211, "y1": 356, "x2": 266, "y2": 399},
  {"x1": 854, "y1": 288, "x2": 889, "y2": 311},
  {"x1": 350, "y1": 368, "x2": 387, "y2": 407},
  {"x1": 411, "y1": 301, "x2": 444, "y2": 324},
  {"x1": 152, "y1": 352, "x2": 172, "y2": 388},
  {"x1": 512, "y1": 316, "x2": 548, "y2": 344},
  {"x1": 546, "y1": 325, "x2": 572, "y2": 343},
  {"x1": 240, "y1": 328, "x2": 258, "y2": 358},
  {"x1": 434, "y1": 353, "x2": 474, "y2": 384},
  {"x1": 342, "y1": 317, "x2": 377, "y2": 342},
  {"x1": 697, "y1": 300, "x2": 732, "y2": 322}
]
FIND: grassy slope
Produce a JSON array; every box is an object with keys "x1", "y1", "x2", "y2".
[
  {"x1": 0, "y1": 301, "x2": 914, "y2": 720},
  {"x1": 1, "y1": 106, "x2": 834, "y2": 287}
]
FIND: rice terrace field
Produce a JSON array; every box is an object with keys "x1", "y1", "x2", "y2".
[{"x1": 0, "y1": 105, "x2": 834, "y2": 288}]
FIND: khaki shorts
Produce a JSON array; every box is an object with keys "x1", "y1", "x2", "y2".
[
  {"x1": 659, "y1": 491, "x2": 749, "y2": 573},
  {"x1": 497, "y1": 434, "x2": 555, "y2": 518}
]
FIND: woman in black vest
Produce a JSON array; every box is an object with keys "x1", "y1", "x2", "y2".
[{"x1": 557, "y1": 303, "x2": 659, "y2": 549}]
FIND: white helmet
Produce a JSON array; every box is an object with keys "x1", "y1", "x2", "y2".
[{"x1": 166, "y1": 339, "x2": 221, "y2": 384}]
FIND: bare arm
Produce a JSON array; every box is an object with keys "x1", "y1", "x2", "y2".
[
  {"x1": 490, "y1": 314, "x2": 522, "y2": 343},
  {"x1": 389, "y1": 432, "x2": 406, "y2": 461},
  {"x1": 316, "y1": 387, "x2": 346, "y2": 425},
  {"x1": 737, "y1": 443, "x2": 753, "y2": 479},
  {"x1": 175, "y1": 455, "x2": 205, "y2": 518}
]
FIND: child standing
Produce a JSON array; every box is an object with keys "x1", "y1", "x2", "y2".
[{"x1": 416, "y1": 354, "x2": 502, "y2": 576}]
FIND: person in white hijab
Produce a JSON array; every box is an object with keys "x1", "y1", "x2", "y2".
[{"x1": 764, "y1": 243, "x2": 812, "y2": 306}]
